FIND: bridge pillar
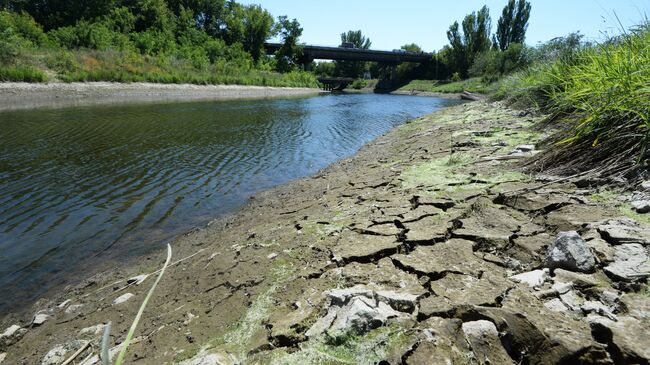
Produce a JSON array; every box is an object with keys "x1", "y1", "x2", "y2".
[{"x1": 301, "y1": 55, "x2": 314, "y2": 71}]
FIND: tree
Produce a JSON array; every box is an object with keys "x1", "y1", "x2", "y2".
[
  {"x1": 445, "y1": 5, "x2": 491, "y2": 78},
  {"x1": 334, "y1": 29, "x2": 371, "y2": 78},
  {"x1": 274, "y1": 15, "x2": 303, "y2": 72},
  {"x1": 494, "y1": 0, "x2": 531, "y2": 51}
]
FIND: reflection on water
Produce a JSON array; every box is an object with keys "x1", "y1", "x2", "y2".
[{"x1": 0, "y1": 93, "x2": 461, "y2": 312}]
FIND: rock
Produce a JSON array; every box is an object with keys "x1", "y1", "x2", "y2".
[
  {"x1": 0, "y1": 352, "x2": 5, "y2": 364},
  {"x1": 631, "y1": 200, "x2": 650, "y2": 213},
  {"x1": 509, "y1": 144, "x2": 535, "y2": 155},
  {"x1": 375, "y1": 290, "x2": 419, "y2": 313},
  {"x1": 126, "y1": 274, "x2": 148, "y2": 285},
  {"x1": 559, "y1": 290, "x2": 584, "y2": 311},
  {"x1": 596, "y1": 218, "x2": 650, "y2": 245},
  {"x1": 330, "y1": 230, "x2": 401, "y2": 263},
  {"x1": 552, "y1": 268, "x2": 603, "y2": 288},
  {"x1": 0, "y1": 325, "x2": 21, "y2": 338},
  {"x1": 266, "y1": 252, "x2": 278, "y2": 260},
  {"x1": 509, "y1": 269, "x2": 549, "y2": 287},
  {"x1": 178, "y1": 353, "x2": 231, "y2": 365},
  {"x1": 586, "y1": 237, "x2": 615, "y2": 263},
  {"x1": 65, "y1": 304, "x2": 84, "y2": 314},
  {"x1": 79, "y1": 324, "x2": 107, "y2": 336},
  {"x1": 405, "y1": 317, "x2": 472, "y2": 365},
  {"x1": 112, "y1": 292, "x2": 135, "y2": 305},
  {"x1": 544, "y1": 298, "x2": 569, "y2": 312},
  {"x1": 581, "y1": 301, "x2": 617, "y2": 320},
  {"x1": 57, "y1": 299, "x2": 72, "y2": 308},
  {"x1": 306, "y1": 286, "x2": 413, "y2": 338},
  {"x1": 32, "y1": 313, "x2": 50, "y2": 326},
  {"x1": 620, "y1": 293, "x2": 650, "y2": 319},
  {"x1": 41, "y1": 340, "x2": 89, "y2": 365},
  {"x1": 642, "y1": 181, "x2": 650, "y2": 190},
  {"x1": 589, "y1": 315, "x2": 650, "y2": 361},
  {"x1": 545, "y1": 231, "x2": 596, "y2": 273},
  {"x1": 603, "y1": 243, "x2": 650, "y2": 281},
  {"x1": 461, "y1": 320, "x2": 514, "y2": 365}
]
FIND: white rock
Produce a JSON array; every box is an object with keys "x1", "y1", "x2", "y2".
[
  {"x1": 267, "y1": 253, "x2": 278, "y2": 260},
  {"x1": 462, "y1": 319, "x2": 499, "y2": 337},
  {"x1": 32, "y1": 313, "x2": 50, "y2": 326},
  {"x1": 79, "y1": 324, "x2": 107, "y2": 336},
  {"x1": 57, "y1": 299, "x2": 72, "y2": 308},
  {"x1": 1, "y1": 324, "x2": 21, "y2": 338},
  {"x1": 65, "y1": 304, "x2": 84, "y2": 314},
  {"x1": 513, "y1": 144, "x2": 535, "y2": 152},
  {"x1": 112, "y1": 293, "x2": 135, "y2": 305},
  {"x1": 545, "y1": 231, "x2": 596, "y2": 273},
  {"x1": 641, "y1": 181, "x2": 650, "y2": 190},
  {"x1": 596, "y1": 218, "x2": 650, "y2": 245},
  {"x1": 509, "y1": 269, "x2": 549, "y2": 287},
  {"x1": 126, "y1": 274, "x2": 148, "y2": 285},
  {"x1": 604, "y1": 243, "x2": 650, "y2": 281},
  {"x1": 544, "y1": 298, "x2": 568, "y2": 312},
  {"x1": 178, "y1": 353, "x2": 231, "y2": 365},
  {"x1": 0, "y1": 352, "x2": 6, "y2": 364},
  {"x1": 631, "y1": 200, "x2": 650, "y2": 214},
  {"x1": 42, "y1": 340, "x2": 88, "y2": 365}
]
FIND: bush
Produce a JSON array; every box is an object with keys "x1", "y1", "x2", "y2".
[{"x1": 0, "y1": 64, "x2": 47, "y2": 81}]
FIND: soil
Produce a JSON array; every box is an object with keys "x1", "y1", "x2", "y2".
[
  {"x1": 1, "y1": 100, "x2": 648, "y2": 364},
  {"x1": 0, "y1": 82, "x2": 323, "y2": 111}
]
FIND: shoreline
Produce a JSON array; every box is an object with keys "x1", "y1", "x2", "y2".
[
  {"x1": 0, "y1": 82, "x2": 324, "y2": 111},
  {"x1": 2, "y1": 101, "x2": 648, "y2": 364}
]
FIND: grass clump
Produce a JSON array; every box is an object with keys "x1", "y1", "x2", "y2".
[
  {"x1": 495, "y1": 23, "x2": 650, "y2": 179},
  {"x1": 398, "y1": 78, "x2": 491, "y2": 94}
]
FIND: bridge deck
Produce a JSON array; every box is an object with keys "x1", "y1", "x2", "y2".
[{"x1": 265, "y1": 43, "x2": 431, "y2": 63}]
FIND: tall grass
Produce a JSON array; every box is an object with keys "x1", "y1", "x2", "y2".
[{"x1": 495, "y1": 23, "x2": 650, "y2": 177}]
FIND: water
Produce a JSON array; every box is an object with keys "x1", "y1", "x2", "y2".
[{"x1": 0, "y1": 93, "x2": 460, "y2": 313}]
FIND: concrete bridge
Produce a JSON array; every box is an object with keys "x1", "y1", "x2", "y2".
[
  {"x1": 264, "y1": 43, "x2": 432, "y2": 65},
  {"x1": 317, "y1": 77, "x2": 355, "y2": 91}
]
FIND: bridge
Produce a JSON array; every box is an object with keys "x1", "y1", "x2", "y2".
[
  {"x1": 317, "y1": 77, "x2": 355, "y2": 91},
  {"x1": 264, "y1": 43, "x2": 432, "y2": 65}
]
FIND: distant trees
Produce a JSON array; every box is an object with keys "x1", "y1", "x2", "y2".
[
  {"x1": 445, "y1": 5, "x2": 491, "y2": 78},
  {"x1": 274, "y1": 15, "x2": 303, "y2": 72},
  {"x1": 493, "y1": 0, "x2": 531, "y2": 51},
  {"x1": 334, "y1": 30, "x2": 371, "y2": 78}
]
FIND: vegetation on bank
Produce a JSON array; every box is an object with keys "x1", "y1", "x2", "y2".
[
  {"x1": 0, "y1": 2, "x2": 317, "y2": 86},
  {"x1": 397, "y1": 78, "x2": 491, "y2": 94}
]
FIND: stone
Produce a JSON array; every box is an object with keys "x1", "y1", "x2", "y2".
[
  {"x1": 545, "y1": 231, "x2": 596, "y2": 273},
  {"x1": 178, "y1": 353, "x2": 231, "y2": 365},
  {"x1": 586, "y1": 237, "x2": 615, "y2": 263},
  {"x1": 32, "y1": 313, "x2": 50, "y2": 326},
  {"x1": 266, "y1": 252, "x2": 278, "y2": 260},
  {"x1": 509, "y1": 269, "x2": 548, "y2": 287},
  {"x1": 330, "y1": 230, "x2": 401, "y2": 263},
  {"x1": 0, "y1": 325, "x2": 20, "y2": 338},
  {"x1": 79, "y1": 324, "x2": 107, "y2": 336},
  {"x1": 552, "y1": 268, "x2": 603, "y2": 288},
  {"x1": 631, "y1": 200, "x2": 650, "y2": 213},
  {"x1": 112, "y1": 292, "x2": 135, "y2": 305},
  {"x1": 581, "y1": 301, "x2": 617, "y2": 320},
  {"x1": 306, "y1": 286, "x2": 413, "y2": 338},
  {"x1": 544, "y1": 298, "x2": 568, "y2": 312},
  {"x1": 41, "y1": 340, "x2": 89, "y2": 365},
  {"x1": 603, "y1": 243, "x2": 650, "y2": 281},
  {"x1": 461, "y1": 320, "x2": 514, "y2": 365},
  {"x1": 620, "y1": 293, "x2": 650, "y2": 319},
  {"x1": 126, "y1": 274, "x2": 148, "y2": 285},
  {"x1": 57, "y1": 299, "x2": 72, "y2": 308},
  {"x1": 588, "y1": 315, "x2": 650, "y2": 361},
  {"x1": 596, "y1": 218, "x2": 650, "y2": 245},
  {"x1": 405, "y1": 317, "x2": 472, "y2": 365},
  {"x1": 512, "y1": 144, "x2": 535, "y2": 153},
  {"x1": 559, "y1": 290, "x2": 584, "y2": 311},
  {"x1": 0, "y1": 353, "x2": 5, "y2": 364},
  {"x1": 375, "y1": 290, "x2": 419, "y2": 313},
  {"x1": 642, "y1": 181, "x2": 650, "y2": 190},
  {"x1": 65, "y1": 304, "x2": 84, "y2": 314},
  {"x1": 403, "y1": 215, "x2": 449, "y2": 242}
]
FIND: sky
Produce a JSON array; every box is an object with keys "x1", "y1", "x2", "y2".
[{"x1": 239, "y1": 0, "x2": 649, "y2": 52}]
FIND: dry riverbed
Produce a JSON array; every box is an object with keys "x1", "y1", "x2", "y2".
[
  {"x1": 1, "y1": 101, "x2": 649, "y2": 364},
  {"x1": 0, "y1": 82, "x2": 322, "y2": 111}
]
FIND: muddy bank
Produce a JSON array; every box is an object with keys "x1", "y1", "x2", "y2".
[
  {"x1": 1, "y1": 101, "x2": 648, "y2": 364},
  {"x1": 0, "y1": 82, "x2": 322, "y2": 111}
]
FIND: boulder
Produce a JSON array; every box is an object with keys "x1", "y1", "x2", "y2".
[
  {"x1": 589, "y1": 315, "x2": 650, "y2": 361},
  {"x1": 462, "y1": 320, "x2": 514, "y2": 365},
  {"x1": 545, "y1": 231, "x2": 596, "y2": 273},
  {"x1": 0, "y1": 325, "x2": 20, "y2": 339},
  {"x1": 603, "y1": 243, "x2": 650, "y2": 281},
  {"x1": 631, "y1": 200, "x2": 650, "y2": 213},
  {"x1": 32, "y1": 313, "x2": 50, "y2": 326}
]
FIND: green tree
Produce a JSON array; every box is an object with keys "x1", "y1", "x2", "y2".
[
  {"x1": 445, "y1": 5, "x2": 491, "y2": 78},
  {"x1": 494, "y1": 0, "x2": 531, "y2": 51},
  {"x1": 7, "y1": 0, "x2": 117, "y2": 30},
  {"x1": 334, "y1": 29, "x2": 371, "y2": 78},
  {"x1": 274, "y1": 15, "x2": 303, "y2": 72},
  {"x1": 220, "y1": 2, "x2": 272, "y2": 62}
]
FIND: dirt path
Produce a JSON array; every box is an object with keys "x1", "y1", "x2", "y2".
[
  {"x1": 1, "y1": 101, "x2": 648, "y2": 364},
  {"x1": 0, "y1": 82, "x2": 322, "y2": 111}
]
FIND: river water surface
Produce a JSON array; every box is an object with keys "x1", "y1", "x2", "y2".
[{"x1": 0, "y1": 93, "x2": 461, "y2": 313}]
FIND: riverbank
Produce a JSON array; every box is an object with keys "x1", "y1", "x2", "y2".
[
  {"x1": 1, "y1": 101, "x2": 648, "y2": 364},
  {"x1": 0, "y1": 82, "x2": 323, "y2": 111}
]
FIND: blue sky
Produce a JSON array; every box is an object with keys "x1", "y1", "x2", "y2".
[{"x1": 240, "y1": 0, "x2": 649, "y2": 52}]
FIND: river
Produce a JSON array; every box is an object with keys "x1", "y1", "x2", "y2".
[{"x1": 0, "y1": 93, "x2": 461, "y2": 313}]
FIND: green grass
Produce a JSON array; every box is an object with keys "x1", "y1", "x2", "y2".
[
  {"x1": 492, "y1": 23, "x2": 650, "y2": 170},
  {"x1": 0, "y1": 64, "x2": 47, "y2": 82},
  {"x1": 398, "y1": 78, "x2": 491, "y2": 94}
]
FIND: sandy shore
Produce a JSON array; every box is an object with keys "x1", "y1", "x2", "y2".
[
  {"x1": 1, "y1": 101, "x2": 648, "y2": 364},
  {"x1": 0, "y1": 82, "x2": 323, "y2": 111}
]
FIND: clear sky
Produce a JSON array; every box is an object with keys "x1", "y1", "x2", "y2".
[{"x1": 239, "y1": 0, "x2": 649, "y2": 52}]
